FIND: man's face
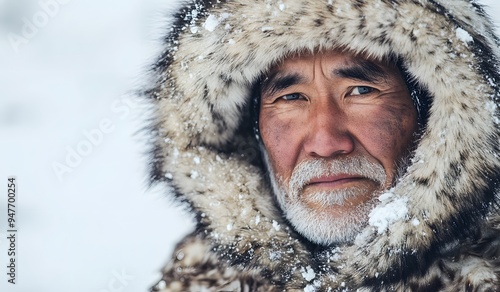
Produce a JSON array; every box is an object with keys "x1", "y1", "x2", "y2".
[{"x1": 259, "y1": 50, "x2": 418, "y2": 245}]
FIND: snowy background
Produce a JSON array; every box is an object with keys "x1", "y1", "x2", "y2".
[{"x1": 0, "y1": 0, "x2": 498, "y2": 291}]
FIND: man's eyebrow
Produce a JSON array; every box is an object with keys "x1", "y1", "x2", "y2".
[
  {"x1": 260, "y1": 72, "x2": 304, "y2": 98},
  {"x1": 334, "y1": 59, "x2": 389, "y2": 83}
]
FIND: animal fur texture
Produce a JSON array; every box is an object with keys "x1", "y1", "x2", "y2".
[{"x1": 145, "y1": 0, "x2": 500, "y2": 290}]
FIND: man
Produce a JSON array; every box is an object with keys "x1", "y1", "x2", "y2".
[
  {"x1": 258, "y1": 50, "x2": 419, "y2": 246},
  {"x1": 146, "y1": 0, "x2": 500, "y2": 290}
]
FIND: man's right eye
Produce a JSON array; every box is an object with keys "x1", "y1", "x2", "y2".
[{"x1": 281, "y1": 93, "x2": 302, "y2": 101}]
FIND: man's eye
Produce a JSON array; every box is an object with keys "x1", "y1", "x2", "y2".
[
  {"x1": 281, "y1": 93, "x2": 302, "y2": 101},
  {"x1": 350, "y1": 86, "x2": 374, "y2": 95}
]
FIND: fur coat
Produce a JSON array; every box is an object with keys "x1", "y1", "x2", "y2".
[{"x1": 145, "y1": 0, "x2": 500, "y2": 290}]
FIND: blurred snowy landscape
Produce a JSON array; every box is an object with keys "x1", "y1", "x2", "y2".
[
  {"x1": 0, "y1": 0, "x2": 194, "y2": 291},
  {"x1": 0, "y1": 0, "x2": 498, "y2": 291}
]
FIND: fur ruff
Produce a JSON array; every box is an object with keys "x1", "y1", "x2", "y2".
[{"x1": 146, "y1": 0, "x2": 500, "y2": 290}]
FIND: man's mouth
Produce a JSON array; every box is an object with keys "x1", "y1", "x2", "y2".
[{"x1": 305, "y1": 174, "x2": 367, "y2": 189}]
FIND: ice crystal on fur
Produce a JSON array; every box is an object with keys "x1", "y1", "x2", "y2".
[
  {"x1": 368, "y1": 192, "x2": 408, "y2": 234},
  {"x1": 301, "y1": 266, "x2": 316, "y2": 281},
  {"x1": 456, "y1": 27, "x2": 473, "y2": 44},
  {"x1": 203, "y1": 15, "x2": 219, "y2": 32}
]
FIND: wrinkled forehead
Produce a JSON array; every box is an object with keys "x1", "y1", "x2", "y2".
[{"x1": 260, "y1": 49, "x2": 406, "y2": 96}]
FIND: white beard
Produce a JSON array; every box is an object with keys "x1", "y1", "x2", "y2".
[{"x1": 263, "y1": 151, "x2": 387, "y2": 245}]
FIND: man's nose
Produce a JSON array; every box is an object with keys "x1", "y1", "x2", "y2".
[{"x1": 303, "y1": 99, "x2": 355, "y2": 158}]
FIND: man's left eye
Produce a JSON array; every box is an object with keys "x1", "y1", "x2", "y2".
[
  {"x1": 350, "y1": 86, "x2": 374, "y2": 95},
  {"x1": 281, "y1": 93, "x2": 302, "y2": 101}
]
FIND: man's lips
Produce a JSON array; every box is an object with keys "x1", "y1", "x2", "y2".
[{"x1": 305, "y1": 174, "x2": 366, "y2": 188}]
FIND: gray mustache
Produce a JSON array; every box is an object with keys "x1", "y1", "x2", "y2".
[{"x1": 287, "y1": 156, "x2": 387, "y2": 198}]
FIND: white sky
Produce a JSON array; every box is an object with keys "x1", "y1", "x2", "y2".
[{"x1": 0, "y1": 1, "x2": 498, "y2": 291}]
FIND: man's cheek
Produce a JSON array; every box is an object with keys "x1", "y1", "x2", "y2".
[
  {"x1": 365, "y1": 117, "x2": 414, "y2": 165},
  {"x1": 261, "y1": 118, "x2": 296, "y2": 177},
  {"x1": 362, "y1": 115, "x2": 409, "y2": 159}
]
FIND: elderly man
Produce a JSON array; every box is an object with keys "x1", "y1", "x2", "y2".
[
  {"x1": 258, "y1": 50, "x2": 419, "y2": 246},
  {"x1": 146, "y1": 0, "x2": 500, "y2": 290}
]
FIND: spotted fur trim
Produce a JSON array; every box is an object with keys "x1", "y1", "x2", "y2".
[{"x1": 146, "y1": 0, "x2": 500, "y2": 290}]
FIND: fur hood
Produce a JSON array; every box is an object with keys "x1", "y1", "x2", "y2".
[{"x1": 146, "y1": 0, "x2": 500, "y2": 290}]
